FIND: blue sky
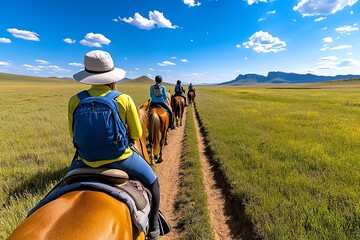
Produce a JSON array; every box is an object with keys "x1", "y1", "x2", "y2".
[{"x1": 0, "y1": 0, "x2": 360, "y2": 84}]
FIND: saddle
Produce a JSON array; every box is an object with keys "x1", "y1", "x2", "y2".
[{"x1": 27, "y1": 168, "x2": 170, "y2": 235}]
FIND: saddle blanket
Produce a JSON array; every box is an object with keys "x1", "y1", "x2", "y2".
[{"x1": 27, "y1": 180, "x2": 151, "y2": 233}]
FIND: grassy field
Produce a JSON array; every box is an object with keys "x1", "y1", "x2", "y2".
[
  {"x1": 1, "y1": 72, "x2": 360, "y2": 239},
  {"x1": 194, "y1": 84, "x2": 360, "y2": 239}
]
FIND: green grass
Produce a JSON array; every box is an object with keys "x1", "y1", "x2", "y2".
[
  {"x1": 174, "y1": 105, "x2": 214, "y2": 240},
  {"x1": 194, "y1": 86, "x2": 360, "y2": 240},
  {"x1": 0, "y1": 74, "x2": 157, "y2": 239}
]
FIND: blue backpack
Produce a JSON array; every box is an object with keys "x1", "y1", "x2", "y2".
[{"x1": 72, "y1": 90, "x2": 129, "y2": 161}]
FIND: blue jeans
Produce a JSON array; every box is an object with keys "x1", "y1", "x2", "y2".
[{"x1": 69, "y1": 152, "x2": 157, "y2": 185}]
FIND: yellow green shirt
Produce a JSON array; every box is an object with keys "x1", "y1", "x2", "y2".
[{"x1": 68, "y1": 85, "x2": 142, "y2": 167}]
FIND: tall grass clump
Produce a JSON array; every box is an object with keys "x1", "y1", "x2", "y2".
[
  {"x1": 195, "y1": 86, "x2": 360, "y2": 240},
  {"x1": 0, "y1": 74, "x2": 155, "y2": 239},
  {"x1": 174, "y1": 106, "x2": 214, "y2": 240}
]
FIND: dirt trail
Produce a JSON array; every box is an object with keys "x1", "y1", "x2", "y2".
[
  {"x1": 154, "y1": 110, "x2": 186, "y2": 240},
  {"x1": 155, "y1": 105, "x2": 247, "y2": 240},
  {"x1": 192, "y1": 108, "x2": 233, "y2": 240}
]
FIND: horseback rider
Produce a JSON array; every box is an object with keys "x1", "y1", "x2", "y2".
[
  {"x1": 174, "y1": 80, "x2": 188, "y2": 107},
  {"x1": 69, "y1": 50, "x2": 161, "y2": 240},
  {"x1": 188, "y1": 83, "x2": 196, "y2": 95},
  {"x1": 150, "y1": 75, "x2": 176, "y2": 130}
]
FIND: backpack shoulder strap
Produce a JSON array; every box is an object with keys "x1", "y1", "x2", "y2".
[
  {"x1": 77, "y1": 90, "x2": 90, "y2": 100},
  {"x1": 104, "y1": 90, "x2": 122, "y2": 100}
]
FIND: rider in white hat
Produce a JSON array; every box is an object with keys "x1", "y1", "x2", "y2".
[{"x1": 69, "y1": 50, "x2": 161, "y2": 240}]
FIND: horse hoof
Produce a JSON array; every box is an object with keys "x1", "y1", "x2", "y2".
[{"x1": 156, "y1": 158, "x2": 163, "y2": 163}]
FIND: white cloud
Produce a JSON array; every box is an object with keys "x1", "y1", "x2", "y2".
[
  {"x1": 236, "y1": 44, "x2": 241, "y2": 48},
  {"x1": 134, "y1": 67, "x2": 140, "y2": 71},
  {"x1": 69, "y1": 62, "x2": 83, "y2": 67},
  {"x1": 315, "y1": 17, "x2": 327, "y2": 22},
  {"x1": 323, "y1": 37, "x2": 333, "y2": 43},
  {"x1": 22, "y1": 64, "x2": 68, "y2": 72},
  {"x1": 258, "y1": 18, "x2": 265, "y2": 22},
  {"x1": 181, "y1": 59, "x2": 188, "y2": 62},
  {"x1": 63, "y1": 38, "x2": 76, "y2": 44},
  {"x1": 7, "y1": 28, "x2": 40, "y2": 41},
  {"x1": 80, "y1": 33, "x2": 111, "y2": 47},
  {"x1": 243, "y1": 31, "x2": 286, "y2": 53},
  {"x1": 121, "y1": 10, "x2": 178, "y2": 30},
  {"x1": 183, "y1": 0, "x2": 201, "y2": 7},
  {"x1": 36, "y1": 59, "x2": 49, "y2": 65},
  {"x1": 0, "y1": 38, "x2": 11, "y2": 43},
  {"x1": 331, "y1": 44, "x2": 352, "y2": 50},
  {"x1": 245, "y1": 0, "x2": 271, "y2": 5},
  {"x1": 149, "y1": 68, "x2": 155, "y2": 71},
  {"x1": 350, "y1": 10, "x2": 354, "y2": 14},
  {"x1": 294, "y1": 0, "x2": 358, "y2": 16},
  {"x1": 267, "y1": 10, "x2": 276, "y2": 14},
  {"x1": 158, "y1": 61, "x2": 176, "y2": 66},
  {"x1": 171, "y1": 56, "x2": 177, "y2": 59},
  {"x1": 335, "y1": 24, "x2": 359, "y2": 34},
  {"x1": 317, "y1": 56, "x2": 360, "y2": 69},
  {"x1": 0, "y1": 61, "x2": 10, "y2": 66}
]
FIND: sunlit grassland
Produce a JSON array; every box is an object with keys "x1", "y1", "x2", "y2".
[
  {"x1": 0, "y1": 74, "x2": 154, "y2": 239},
  {"x1": 194, "y1": 85, "x2": 360, "y2": 239}
]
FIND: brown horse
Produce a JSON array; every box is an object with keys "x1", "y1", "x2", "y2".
[
  {"x1": 134, "y1": 107, "x2": 150, "y2": 164},
  {"x1": 8, "y1": 110, "x2": 152, "y2": 240},
  {"x1": 188, "y1": 90, "x2": 195, "y2": 104},
  {"x1": 171, "y1": 95, "x2": 185, "y2": 127},
  {"x1": 146, "y1": 94, "x2": 171, "y2": 165}
]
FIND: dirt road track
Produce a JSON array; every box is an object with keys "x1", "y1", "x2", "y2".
[{"x1": 154, "y1": 105, "x2": 251, "y2": 240}]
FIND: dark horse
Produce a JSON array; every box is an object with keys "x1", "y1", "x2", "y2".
[
  {"x1": 187, "y1": 90, "x2": 195, "y2": 104},
  {"x1": 171, "y1": 95, "x2": 185, "y2": 127},
  {"x1": 7, "y1": 108, "x2": 152, "y2": 240}
]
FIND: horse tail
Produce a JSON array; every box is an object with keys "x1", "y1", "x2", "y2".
[{"x1": 149, "y1": 112, "x2": 161, "y2": 155}]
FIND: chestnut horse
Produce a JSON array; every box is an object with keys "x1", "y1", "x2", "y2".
[
  {"x1": 187, "y1": 90, "x2": 195, "y2": 104},
  {"x1": 8, "y1": 109, "x2": 152, "y2": 240},
  {"x1": 145, "y1": 93, "x2": 171, "y2": 165},
  {"x1": 171, "y1": 95, "x2": 185, "y2": 127}
]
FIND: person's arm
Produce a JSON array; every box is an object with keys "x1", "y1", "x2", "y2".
[
  {"x1": 150, "y1": 85, "x2": 154, "y2": 100},
  {"x1": 124, "y1": 96, "x2": 142, "y2": 140},
  {"x1": 161, "y1": 85, "x2": 167, "y2": 101}
]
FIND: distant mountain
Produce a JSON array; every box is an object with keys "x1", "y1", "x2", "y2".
[
  {"x1": 219, "y1": 71, "x2": 360, "y2": 85},
  {"x1": 118, "y1": 75, "x2": 154, "y2": 84}
]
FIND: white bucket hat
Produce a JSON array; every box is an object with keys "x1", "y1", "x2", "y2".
[{"x1": 73, "y1": 50, "x2": 126, "y2": 85}]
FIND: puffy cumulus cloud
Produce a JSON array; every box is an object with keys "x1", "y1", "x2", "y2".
[
  {"x1": 0, "y1": 38, "x2": 11, "y2": 43},
  {"x1": 183, "y1": 0, "x2": 201, "y2": 7},
  {"x1": 63, "y1": 38, "x2": 76, "y2": 44},
  {"x1": 243, "y1": 31, "x2": 286, "y2": 53},
  {"x1": 245, "y1": 0, "x2": 271, "y2": 5},
  {"x1": 7, "y1": 28, "x2": 40, "y2": 41},
  {"x1": 158, "y1": 61, "x2": 176, "y2": 66},
  {"x1": 294, "y1": 0, "x2": 358, "y2": 16},
  {"x1": 69, "y1": 62, "x2": 83, "y2": 67},
  {"x1": 335, "y1": 24, "x2": 359, "y2": 34},
  {"x1": 236, "y1": 44, "x2": 241, "y2": 48},
  {"x1": 323, "y1": 37, "x2": 333, "y2": 43},
  {"x1": 181, "y1": 59, "x2": 188, "y2": 62},
  {"x1": 120, "y1": 10, "x2": 178, "y2": 30},
  {"x1": 317, "y1": 56, "x2": 359, "y2": 69},
  {"x1": 80, "y1": 33, "x2": 111, "y2": 47}
]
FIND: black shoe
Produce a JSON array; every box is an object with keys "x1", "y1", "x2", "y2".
[{"x1": 170, "y1": 124, "x2": 175, "y2": 130}]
